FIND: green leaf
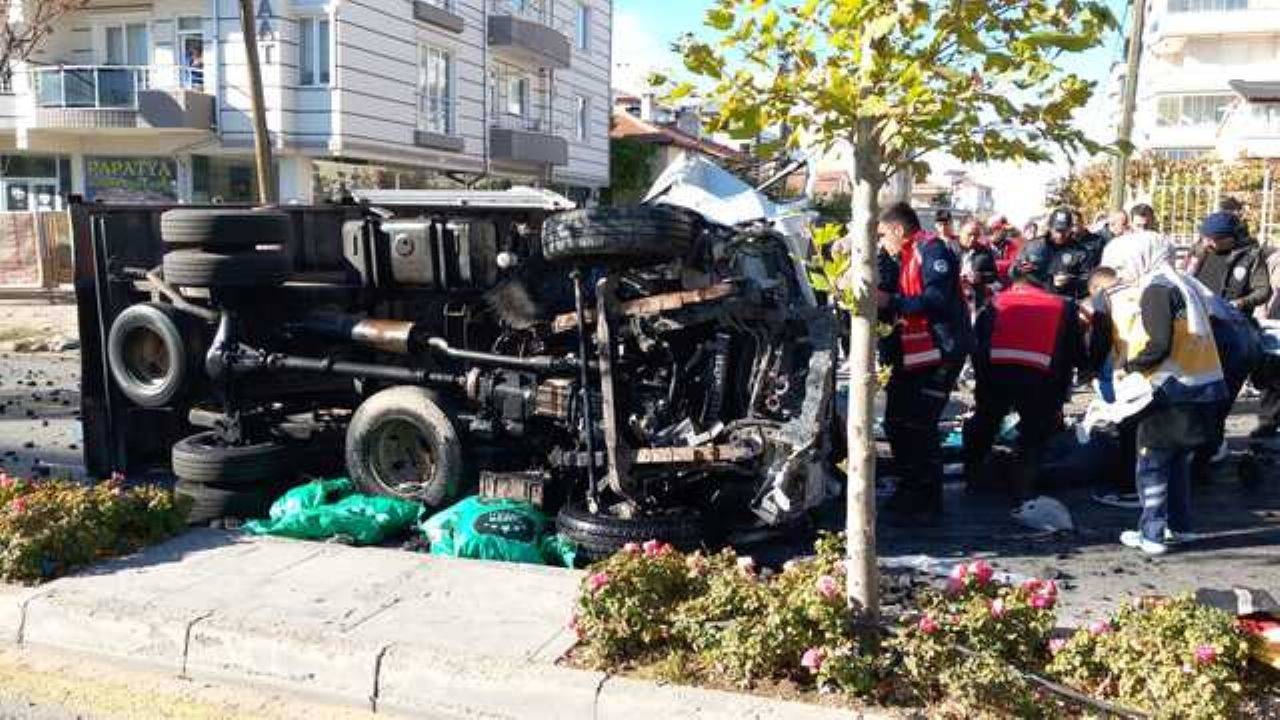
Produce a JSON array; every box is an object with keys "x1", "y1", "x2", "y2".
[{"x1": 706, "y1": 8, "x2": 735, "y2": 31}]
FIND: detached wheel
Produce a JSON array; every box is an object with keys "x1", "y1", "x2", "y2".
[
  {"x1": 556, "y1": 504, "x2": 709, "y2": 562},
  {"x1": 174, "y1": 479, "x2": 273, "y2": 525},
  {"x1": 161, "y1": 208, "x2": 291, "y2": 250},
  {"x1": 163, "y1": 248, "x2": 289, "y2": 288},
  {"x1": 541, "y1": 205, "x2": 698, "y2": 266},
  {"x1": 345, "y1": 386, "x2": 464, "y2": 509},
  {"x1": 172, "y1": 431, "x2": 293, "y2": 485},
  {"x1": 107, "y1": 302, "x2": 189, "y2": 408}
]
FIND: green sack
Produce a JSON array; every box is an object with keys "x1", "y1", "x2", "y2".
[
  {"x1": 421, "y1": 496, "x2": 576, "y2": 567},
  {"x1": 244, "y1": 478, "x2": 423, "y2": 546}
]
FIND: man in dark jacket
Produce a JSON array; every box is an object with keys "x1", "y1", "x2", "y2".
[
  {"x1": 875, "y1": 202, "x2": 973, "y2": 525},
  {"x1": 964, "y1": 242, "x2": 1088, "y2": 502},
  {"x1": 959, "y1": 219, "x2": 998, "y2": 312},
  {"x1": 1032, "y1": 207, "x2": 1099, "y2": 299},
  {"x1": 1189, "y1": 212, "x2": 1272, "y2": 315}
]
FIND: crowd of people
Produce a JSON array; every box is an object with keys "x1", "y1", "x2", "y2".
[{"x1": 873, "y1": 198, "x2": 1279, "y2": 556}]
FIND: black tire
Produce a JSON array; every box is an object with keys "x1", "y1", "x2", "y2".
[
  {"x1": 174, "y1": 479, "x2": 274, "y2": 525},
  {"x1": 106, "y1": 302, "x2": 189, "y2": 408},
  {"x1": 345, "y1": 386, "x2": 464, "y2": 509},
  {"x1": 172, "y1": 431, "x2": 293, "y2": 486},
  {"x1": 541, "y1": 205, "x2": 698, "y2": 266},
  {"x1": 161, "y1": 209, "x2": 291, "y2": 250},
  {"x1": 556, "y1": 504, "x2": 709, "y2": 562},
  {"x1": 163, "y1": 248, "x2": 290, "y2": 288}
]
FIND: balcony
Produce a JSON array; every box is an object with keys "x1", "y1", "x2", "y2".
[
  {"x1": 21, "y1": 65, "x2": 213, "y2": 131},
  {"x1": 488, "y1": 107, "x2": 567, "y2": 167},
  {"x1": 1154, "y1": 1, "x2": 1280, "y2": 40},
  {"x1": 487, "y1": 0, "x2": 571, "y2": 70}
]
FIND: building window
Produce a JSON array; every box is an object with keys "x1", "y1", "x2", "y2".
[
  {"x1": 177, "y1": 17, "x2": 204, "y2": 89},
  {"x1": 104, "y1": 23, "x2": 150, "y2": 66},
  {"x1": 506, "y1": 75, "x2": 529, "y2": 117},
  {"x1": 1155, "y1": 94, "x2": 1234, "y2": 127},
  {"x1": 1168, "y1": 0, "x2": 1248, "y2": 12},
  {"x1": 419, "y1": 45, "x2": 454, "y2": 135},
  {"x1": 575, "y1": 3, "x2": 590, "y2": 51},
  {"x1": 574, "y1": 95, "x2": 588, "y2": 141},
  {"x1": 299, "y1": 17, "x2": 331, "y2": 86},
  {"x1": 1251, "y1": 102, "x2": 1280, "y2": 133},
  {"x1": 421, "y1": 0, "x2": 453, "y2": 9}
]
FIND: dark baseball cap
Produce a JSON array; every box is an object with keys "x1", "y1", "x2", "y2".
[
  {"x1": 935, "y1": 209, "x2": 952, "y2": 222},
  {"x1": 1049, "y1": 208, "x2": 1073, "y2": 231},
  {"x1": 1200, "y1": 212, "x2": 1239, "y2": 239}
]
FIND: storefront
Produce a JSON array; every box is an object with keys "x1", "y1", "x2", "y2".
[
  {"x1": 85, "y1": 156, "x2": 179, "y2": 204},
  {"x1": 0, "y1": 155, "x2": 72, "y2": 212},
  {"x1": 191, "y1": 155, "x2": 259, "y2": 204}
]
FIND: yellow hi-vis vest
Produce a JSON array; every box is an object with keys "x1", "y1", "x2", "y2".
[{"x1": 1108, "y1": 282, "x2": 1224, "y2": 401}]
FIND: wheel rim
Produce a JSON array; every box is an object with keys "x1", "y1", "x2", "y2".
[
  {"x1": 364, "y1": 418, "x2": 436, "y2": 500},
  {"x1": 121, "y1": 325, "x2": 172, "y2": 391}
]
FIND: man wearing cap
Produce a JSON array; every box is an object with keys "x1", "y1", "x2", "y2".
[
  {"x1": 1032, "y1": 207, "x2": 1098, "y2": 299},
  {"x1": 935, "y1": 209, "x2": 960, "y2": 255},
  {"x1": 875, "y1": 201, "x2": 972, "y2": 525},
  {"x1": 963, "y1": 240, "x2": 1088, "y2": 504}
]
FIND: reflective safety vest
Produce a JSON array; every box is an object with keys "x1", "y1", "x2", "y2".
[
  {"x1": 1108, "y1": 281, "x2": 1225, "y2": 403},
  {"x1": 989, "y1": 284, "x2": 1065, "y2": 374},
  {"x1": 899, "y1": 232, "x2": 943, "y2": 371}
]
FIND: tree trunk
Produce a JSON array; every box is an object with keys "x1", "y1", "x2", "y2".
[{"x1": 845, "y1": 130, "x2": 884, "y2": 619}]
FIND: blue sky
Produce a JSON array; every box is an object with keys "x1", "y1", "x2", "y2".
[{"x1": 613, "y1": 0, "x2": 1132, "y2": 221}]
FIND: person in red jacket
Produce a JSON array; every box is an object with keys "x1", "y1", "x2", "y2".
[
  {"x1": 962, "y1": 241, "x2": 1088, "y2": 503},
  {"x1": 988, "y1": 214, "x2": 1023, "y2": 286}
]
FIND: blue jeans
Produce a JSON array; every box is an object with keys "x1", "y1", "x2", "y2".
[{"x1": 1136, "y1": 446, "x2": 1192, "y2": 542}]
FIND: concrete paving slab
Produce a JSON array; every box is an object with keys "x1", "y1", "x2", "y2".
[
  {"x1": 0, "y1": 585, "x2": 46, "y2": 644},
  {"x1": 595, "y1": 676, "x2": 872, "y2": 719},
  {"x1": 375, "y1": 646, "x2": 605, "y2": 719}
]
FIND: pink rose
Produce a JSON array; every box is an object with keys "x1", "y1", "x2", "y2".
[
  {"x1": 641, "y1": 539, "x2": 669, "y2": 557},
  {"x1": 621, "y1": 542, "x2": 641, "y2": 555},
  {"x1": 970, "y1": 559, "x2": 994, "y2": 586},
  {"x1": 946, "y1": 577, "x2": 965, "y2": 596},
  {"x1": 0, "y1": 473, "x2": 13, "y2": 489},
  {"x1": 1048, "y1": 638, "x2": 1068, "y2": 655},
  {"x1": 815, "y1": 575, "x2": 841, "y2": 602},
  {"x1": 800, "y1": 647, "x2": 827, "y2": 674},
  {"x1": 1088, "y1": 620, "x2": 1112, "y2": 636},
  {"x1": 587, "y1": 572, "x2": 610, "y2": 594},
  {"x1": 989, "y1": 598, "x2": 1007, "y2": 619},
  {"x1": 1194, "y1": 644, "x2": 1218, "y2": 665},
  {"x1": 7, "y1": 497, "x2": 26, "y2": 514},
  {"x1": 949, "y1": 562, "x2": 970, "y2": 584},
  {"x1": 1030, "y1": 592, "x2": 1055, "y2": 611},
  {"x1": 918, "y1": 614, "x2": 939, "y2": 635},
  {"x1": 566, "y1": 613, "x2": 581, "y2": 637},
  {"x1": 737, "y1": 556, "x2": 756, "y2": 574}
]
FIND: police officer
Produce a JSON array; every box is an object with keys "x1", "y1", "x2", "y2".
[
  {"x1": 935, "y1": 209, "x2": 960, "y2": 255},
  {"x1": 1033, "y1": 207, "x2": 1098, "y2": 299},
  {"x1": 963, "y1": 242, "x2": 1087, "y2": 503},
  {"x1": 875, "y1": 202, "x2": 972, "y2": 525}
]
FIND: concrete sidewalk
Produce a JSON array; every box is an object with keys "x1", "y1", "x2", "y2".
[{"x1": 0, "y1": 531, "x2": 868, "y2": 719}]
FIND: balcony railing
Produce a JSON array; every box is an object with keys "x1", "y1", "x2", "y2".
[
  {"x1": 26, "y1": 65, "x2": 206, "y2": 110},
  {"x1": 490, "y1": 106, "x2": 553, "y2": 134},
  {"x1": 489, "y1": 0, "x2": 574, "y2": 34},
  {"x1": 1168, "y1": 0, "x2": 1251, "y2": 12},
  {"x1": 420, "y1": 95, "x2": 456, "y2": 135}
]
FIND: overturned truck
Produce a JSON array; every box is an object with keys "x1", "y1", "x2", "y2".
[{"x1": 77, "y1": 184, "x2": 838, "y2": 557}]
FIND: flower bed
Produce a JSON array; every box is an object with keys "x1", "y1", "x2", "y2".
[
  {"x1": 0, "y1": 473, "x2": 190, "y2": 583},
  {"x1": 569, "y1": 533, "x2": 1274, "y2": 718}
]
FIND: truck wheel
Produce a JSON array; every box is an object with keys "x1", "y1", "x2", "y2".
[
  {"x1": 161, "y1": 209, "x2": 291, "y2": 250},
  {"x1": 171, "y1": 431, "x2": 293, "y2": 485},
  {"x1": 107, "y1": 302, "x2": 189, "y2": 408},
  {"x1": 163, "y1": 249, "x2": 290, "y2": 288},
  {"x1": 541, "y1": 205, "x2": 698, "y2": 266},
  {"x1": 556, "y1": 504, "x2": 709, "y2": 562},
  {"x1": 345, "y1": 386, "x2": 463, "y2": 509},
  {"x1": 174, "y1": 479, "x2": 273, "y2": 525}
]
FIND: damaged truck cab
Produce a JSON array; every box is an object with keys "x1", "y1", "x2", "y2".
[{"x1": 77, "y1": 174, "x2": 838, "y2": 558}]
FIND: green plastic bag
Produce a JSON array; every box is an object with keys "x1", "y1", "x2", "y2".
[
  {"x1": 244, "y1": 478, "x2": 423, "y2": 546},
  {"x1": 421, "y1": 496, "x2": 576, "y2": 567}
]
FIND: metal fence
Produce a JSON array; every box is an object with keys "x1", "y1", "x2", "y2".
[{"x1": 1127, "y1": 163, "x2": 1280, "y2": 248}]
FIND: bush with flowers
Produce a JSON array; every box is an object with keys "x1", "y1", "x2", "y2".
[
  {"x1": 1047, "y1": 595, "x2": 1254, "y2": 720},
  {"x1": 889, "y1": 559, "x2": 1060, "y2": 717},
  {"x1": 0, "y1": 472, "x2": 190, "y2": 583}
]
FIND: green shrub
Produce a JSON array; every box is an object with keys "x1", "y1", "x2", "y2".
[
  {"x1": 0, "y1": 473, "x2": 190, "y2": 583},
  {"x1": 1047, "y1": 596, "x2": 1253, "y2": 720}
]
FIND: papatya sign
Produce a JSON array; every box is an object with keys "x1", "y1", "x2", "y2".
[{"x1": 86, "y1": 157, "x2": 179, "y2": 203}]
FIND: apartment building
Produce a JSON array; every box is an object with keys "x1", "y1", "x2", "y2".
[
  {"x1": 0, "y1": 0, "x2": 611, "y2": 212},
  {"x1": 1133, "y1": 0, "x2": 1280, "y2": 160}
]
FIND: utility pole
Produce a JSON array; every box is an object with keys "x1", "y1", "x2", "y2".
[
  {"x1": 1110, "y1": 0, "x2": 1146, "y2": 211},
  {"x1": 239, "y1": 0, "x2": 275, "y2": 205}
]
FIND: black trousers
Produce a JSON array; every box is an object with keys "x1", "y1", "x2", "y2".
[
  {"x1": 962, "y1": 368, "x2": 1062, "y2": 499},
  {"x1": 884, "y1": 362, "x2": 961, "y2": 499},
  {"x1": 1255, "y1": 354, "x2": 1280, "y2": 428}
]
